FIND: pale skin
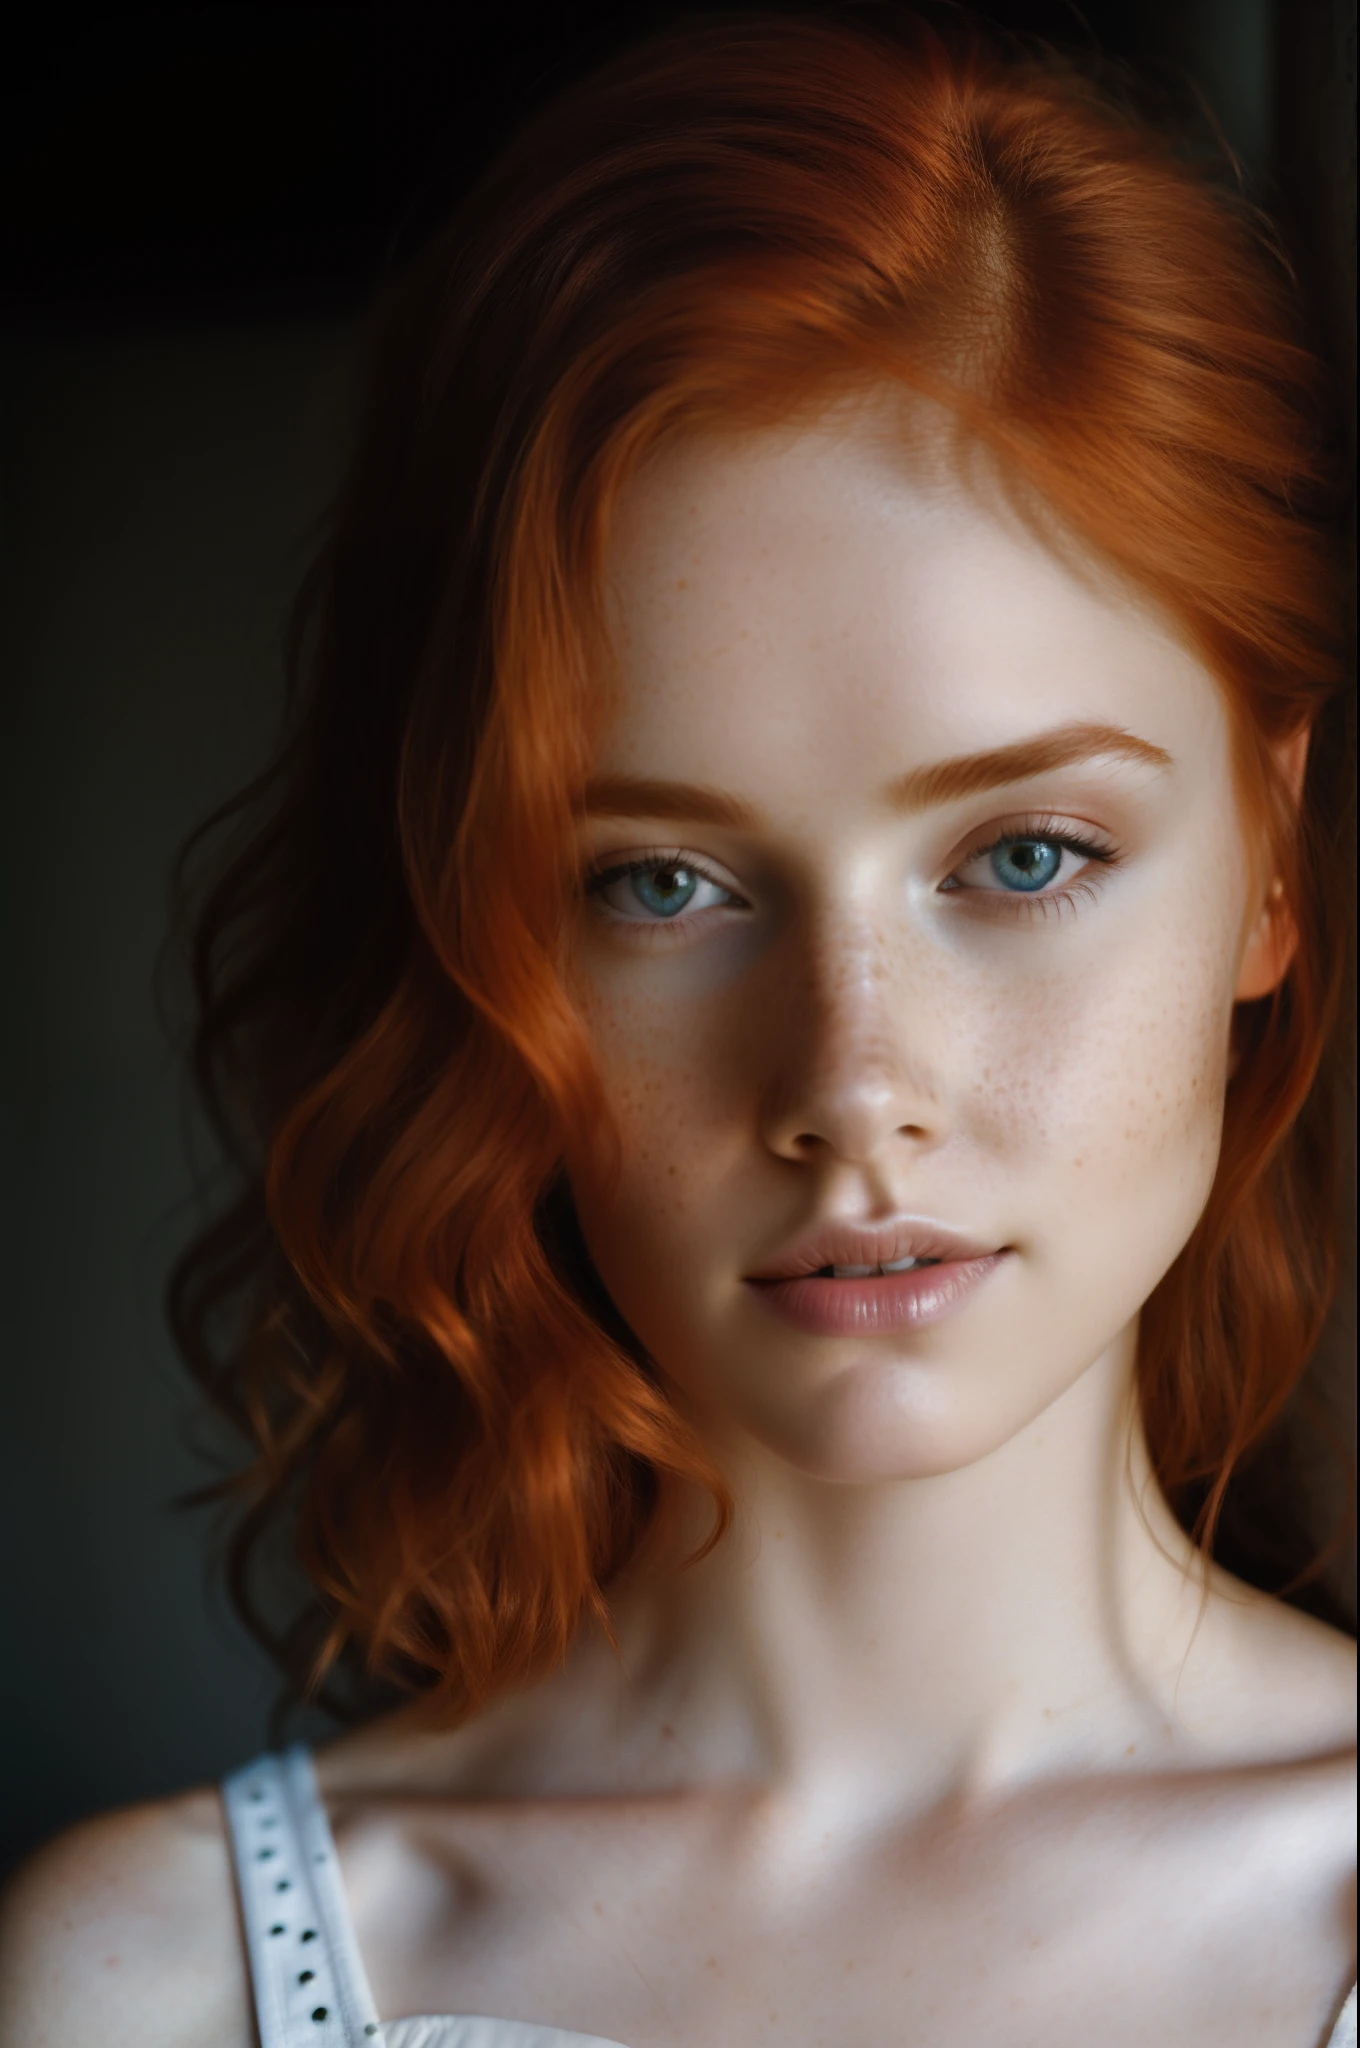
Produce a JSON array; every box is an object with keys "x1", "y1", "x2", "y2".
[{"x1": 1, "y1": 401, "x2": 1354, "y2": 2048}]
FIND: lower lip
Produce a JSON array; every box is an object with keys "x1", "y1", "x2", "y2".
[{"x1": 745, "y1": 1254, "x2": 1008, "y2": 1336}]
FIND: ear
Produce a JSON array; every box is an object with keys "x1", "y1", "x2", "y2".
[{"x1": 1233, "y1": 725, "x2": 1309, "y2": 1004}]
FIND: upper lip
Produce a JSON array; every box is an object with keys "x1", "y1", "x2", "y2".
[{"x1": 746, "y1": 1216, "x2": 1003, "y2": 1281}]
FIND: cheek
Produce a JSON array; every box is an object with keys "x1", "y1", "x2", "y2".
[
  {"x1": 964, "y1": 909, "x2": 1238, "y2": 1293},
  {"x1": 567, "y1": 974, "x2": 741, "y2": 1258}
]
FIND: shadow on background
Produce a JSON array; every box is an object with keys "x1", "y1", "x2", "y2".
[{"x1": 1, "y1": 0, "x2": 1353, "y2": 1876}]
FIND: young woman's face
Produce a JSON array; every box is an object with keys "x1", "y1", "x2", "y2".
[{"x1": 564, "y1": 407, "x2": 1279, "y2": 1482}]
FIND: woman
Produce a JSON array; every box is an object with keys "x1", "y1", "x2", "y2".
[{"x1": 0, "y1": 12, "x2": 1354, "y2": 2046}]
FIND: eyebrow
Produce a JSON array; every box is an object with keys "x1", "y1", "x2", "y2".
[
  {"x1": 580, "y1": 775, "x2": 761, "y2": 829},
  {"x1": 580, "y1": 721, "x2": 1172, "y2": 829},
  {"x1": 887, "y1": 720, "x2": 1173, "y2": 814}
]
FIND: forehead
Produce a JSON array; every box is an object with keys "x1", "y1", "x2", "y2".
[{"x1": 597, "y1": 410, "x2": 1225, "y2": 787}]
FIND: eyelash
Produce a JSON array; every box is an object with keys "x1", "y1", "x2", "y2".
[
  {"x1": 584, "y1": 817, "x2": 1122, "y2": 934},
  {"x1": 583, "y1": 846, "x2": 741, "y2": 942},
  {"x1": 943, "y1": 813, "x2": 1122, "y2": 923}
]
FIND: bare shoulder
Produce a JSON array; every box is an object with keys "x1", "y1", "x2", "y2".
[
  {"x1": 1185, "y1": 1584, "x2": 1356, "y2": 1960},
  {"x1": 1197, "y1": 1577, "x2": 1358, "y2": 1763},
  {"x1": 0, "y1": 1787, "x2": 252, "y2": 2048}
]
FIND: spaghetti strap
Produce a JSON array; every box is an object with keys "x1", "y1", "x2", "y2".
[{"x1": 222, "y1": 1746, "x2": 383, "y2": 2048}]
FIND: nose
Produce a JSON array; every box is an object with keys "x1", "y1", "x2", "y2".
[{"x1": 757, "y1": 910, "x2": 947, "y2": 1168}]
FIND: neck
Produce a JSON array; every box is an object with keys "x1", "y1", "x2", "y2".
[{"x1": 602, "y1": 1327, "x2": 1210, "y2": 1818}]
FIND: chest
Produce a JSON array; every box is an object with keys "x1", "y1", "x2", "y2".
[{"x1": 339, "y1": 1792, "x2": 1352, "y2": 2048}]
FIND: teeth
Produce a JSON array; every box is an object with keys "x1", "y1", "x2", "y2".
[{"x1": 826, "y1": 1256, "x2": 939, "y2": 1278}]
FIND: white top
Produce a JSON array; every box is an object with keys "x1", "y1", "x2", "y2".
[{"x1": 222, "y1": 1745, "x2": 1358, "y2": 2048}]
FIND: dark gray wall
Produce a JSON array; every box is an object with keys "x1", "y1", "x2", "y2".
[{"x1": 1, "y1": 323, "x2": 358, "y2": 1869}]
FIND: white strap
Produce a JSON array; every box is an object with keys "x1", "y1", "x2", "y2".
[{"x1": 222, "y1": 1746, "x2": 383, "y2": 2048}]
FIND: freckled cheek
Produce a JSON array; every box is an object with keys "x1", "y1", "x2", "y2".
[
  {"x1": 575, "y1": 982, "x2": 745, "y2": 1229},
  {"x1": 966, "y1": 936, "x2": 1234, "y2": 1200}
]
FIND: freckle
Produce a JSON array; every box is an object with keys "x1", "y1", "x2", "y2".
[
  {"x1": 1125, "y1": 1744, "x2": 1136, "y2": 1755},
  {"x1": 661, "y1": 1723, "x2": 676, "y2": 1740},
  {"x1": 593, "y1": 1900, "x2": 604, "y2": 1915}
]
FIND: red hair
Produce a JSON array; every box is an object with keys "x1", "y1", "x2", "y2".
[{"x1": 172, "y1": 11, "x2": 1354, "y2": 1721}]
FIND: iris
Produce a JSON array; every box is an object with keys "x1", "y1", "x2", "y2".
[
  {"x1": 991, "y1": 838, "x2": 1062, "y2": 892},
  {"x1": 630, "y1": 863, "x2": 700, "y2": 916}
]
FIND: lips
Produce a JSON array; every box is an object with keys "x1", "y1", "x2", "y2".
[
  {"x1": 744, "y1": 1217, "x2": 1009, "y2": 1337},
  {"x1": 746, "y1": 1217, "x2": 1001, "y2": 1283}
]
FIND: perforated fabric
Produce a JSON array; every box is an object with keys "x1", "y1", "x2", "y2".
[{"x1": 222, "y1": 1749, "x2": 384, "y2": 2048}]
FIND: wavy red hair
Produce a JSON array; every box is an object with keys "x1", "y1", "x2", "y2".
[{"x1": 172, "y1": 10, "x2": 1354, "y2": 1724}]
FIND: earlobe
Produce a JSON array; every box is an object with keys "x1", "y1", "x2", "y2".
[{"x1": 1234, "y1": 877, "x2": 1298, "y2": 1003}]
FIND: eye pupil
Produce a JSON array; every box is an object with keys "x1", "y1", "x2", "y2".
[{"x1": 991, "y1": 838, "x2": 1062, "y2": 892}]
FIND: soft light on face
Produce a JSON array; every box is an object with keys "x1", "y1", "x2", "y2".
[{"x1": 563, "y1": 405, "x2": 1269, "y2": 1484}]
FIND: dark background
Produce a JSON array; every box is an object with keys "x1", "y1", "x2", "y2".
[{"x1": 2, "y1": 1, "x2": 1355, "y2": 1877}]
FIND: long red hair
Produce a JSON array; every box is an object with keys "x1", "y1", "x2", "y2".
[{"x1": 172, "y1": 10, "x2": 1354, "y2": 1723}]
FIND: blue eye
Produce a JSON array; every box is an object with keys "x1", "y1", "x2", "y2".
[
  {"x1": 944, "y1": 818, "x2": 1118, "y2": 908},
  {"x1": 587, "y1": 855, "x2": 738, "y2": 924},
  {"x1": 989, "y1": 838, "x2": 1063, "y2": 892},
  {"x1": 629, "y1": 863, "x2": 700, "y2": 917}
]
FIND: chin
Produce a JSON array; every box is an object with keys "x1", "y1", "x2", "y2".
[{"x1": 713, "y1": 1349, "x2": 1066, "y2": 1487}]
